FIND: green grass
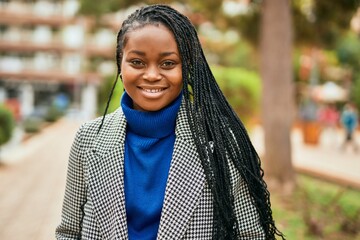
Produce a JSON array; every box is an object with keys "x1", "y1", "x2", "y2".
[{"x1": 271, "y1": 175, "x2": 360, "y2": 240}]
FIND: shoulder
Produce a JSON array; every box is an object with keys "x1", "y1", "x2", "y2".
[
  {"x1": 80, "y1": 108, "x2": 124, "y2": 135},
  {"x1": 73, "y1": 108, "x2": 125, "y2": 149}
]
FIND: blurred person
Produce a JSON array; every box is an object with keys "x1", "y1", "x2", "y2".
[
  {"x1": 55, "y1": 4, "x2": 284, "y2": 240},
  {"x1": 54, "y1": 92, "x2": 70, "y2": 112},
  {"x1": 317, "y1": 104, "x2": 339, "y2": 146},
  {"x1": 340, "y1": 102, "x2": 359, "y2": 152}
]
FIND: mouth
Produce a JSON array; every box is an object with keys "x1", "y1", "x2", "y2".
[{"x1": 139, "y1": 87, "x2": 166, "y2": 93}]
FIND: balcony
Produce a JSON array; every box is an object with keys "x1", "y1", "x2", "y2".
[
  {"x1": 0, "y1": 40, "x2": 113, "y2": 58},
  {"x1": 0, "y1": 9, "x2": 80, "y2": 27},
  {"x1": 0, "y1": 69, "x2": 101, "y2": 84}
]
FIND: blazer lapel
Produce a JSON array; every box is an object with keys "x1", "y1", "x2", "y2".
[
  {"x1": 85, "y1": 104, "x2": 206, "y2": 239},
  {"x1": 86, "y1": 109, "x2": 129, "y2": 239},
  {"x1": 157, "y1": 105, "x2": 207, "y2": 240}
]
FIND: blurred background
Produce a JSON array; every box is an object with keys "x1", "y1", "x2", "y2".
[{"x1": 0, "y1": 0, "x2": 359, "y2": 239}]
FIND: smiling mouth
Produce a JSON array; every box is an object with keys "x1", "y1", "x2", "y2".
[{"x1": 140, "y1": 88, "x2": 166, "y2": 93}]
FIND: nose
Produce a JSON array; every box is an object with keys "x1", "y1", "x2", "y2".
[{"x1": 143, "y1": 65, "x2": 162, "y2": 81}]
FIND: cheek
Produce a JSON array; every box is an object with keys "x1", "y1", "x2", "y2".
[
  {"x1": 120, "y1": 63, "x2": 135, "y2": 82},
  {"x1": 174, "y1": 70, "x2": 183, "y2": 89},
  {"x1": 122, "y1": 76, "x2": 135, "y2": 91}
]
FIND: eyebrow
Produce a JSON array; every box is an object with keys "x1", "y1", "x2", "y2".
[
  {"x1": 129, "y1": 50, "x2": 145, "y2": 56},
  {"x1": 128, "y1": 50, "x2": 178, "y2": 57},
  {"x1": 160, "y1": 52, "x2": 178, "y2": 57}
]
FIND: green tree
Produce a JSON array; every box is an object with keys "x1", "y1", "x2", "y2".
[
  {"x1": 0, "y1": 105, "x2": 15, "y2": 151},
  {"x1": 336, "y1": 32, "x2": 360, "y2": 109}
]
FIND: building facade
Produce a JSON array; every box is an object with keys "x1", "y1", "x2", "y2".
[{"x1": 0, "y1": 0, "x2": 117, "y2": 121}]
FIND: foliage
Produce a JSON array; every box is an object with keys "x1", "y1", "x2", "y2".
[
  {"x1": 211, "y1": 65, "x2": 261, "y2": 125},
  {"x1": 293, "y1": 0, "x2": 358, "y2": 48},
  {"x1": 78, "y1": 0, "x2": 358, "y2": 50},
  {"x1": 224, "y1": 3, "x2": 261, "y2": 46},
  {"x1": 222, "y1": 0, "x2": 358, "y2": 49},
  {"x1": 335, "y1": 31, "x2": 360, "y2": 109},
  {"x1": 272, "y1": 175, "x2": 360, "y2": 239},
  {"x1": 22, "y1": 116, "x2": 42, "y2": 133},
  {"x1": 336, "y1": 32, "x2": 360, "y2": 71},
  {"x1": 0, "y1": 105, "x2": 15, "y2": 147},
  {"x1": 79, "y1": 0, "x2": 131, "y2": 17},
  {"x1": 202, "y1": 38, "x2": 257, "y2": 69},
  {"x1": 351, "y1": 77, "x2": 360, "y2": 110},
  {"x1": 79, "y1": 0, "x2": 173, "y2": 17},
  {"x1": 98, "y1": 75, "x2": 124, "y2": 116},
  {"x1": 44, "y1": 106, "x2": 63, "y2": 122}
]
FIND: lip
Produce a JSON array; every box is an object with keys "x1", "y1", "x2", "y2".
[{"x1": 138, "y1": 86, "x2": 168, "y2": 98}]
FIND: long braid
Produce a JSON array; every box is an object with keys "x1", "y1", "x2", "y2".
[
  {"x1": 112, "y1": 4, "x2": 285, "y2": 239},
  {"x1": 97, "y1": 72, "x2": 120, "y2": 134}
]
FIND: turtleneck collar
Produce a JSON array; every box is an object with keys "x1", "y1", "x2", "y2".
[{"x1": 121, "y1": 92, "x2": 182, "y2": 139}]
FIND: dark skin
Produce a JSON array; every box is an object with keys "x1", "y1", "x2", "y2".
[{"x1": 120, "y1": 24, "x2": 183, "y2": 112}]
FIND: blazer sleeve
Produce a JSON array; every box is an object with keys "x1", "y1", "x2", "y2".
[
  {"x1": 231, "y1": 165, "x2": 266, "y2": 239},
  {"x1": 55, "y1": 124, "x2": 88, "y2": 239}
]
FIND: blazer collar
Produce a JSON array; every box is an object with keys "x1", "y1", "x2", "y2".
[{"x1": 86, "y1": 103, "x2": 206, "y2": 239}]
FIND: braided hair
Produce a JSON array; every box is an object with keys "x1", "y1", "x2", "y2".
[{"x1": 100, "y1": 4, "x2": 285, "y2": 240}]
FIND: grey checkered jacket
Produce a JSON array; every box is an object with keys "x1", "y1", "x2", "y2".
[{"x1": 56, "y1": 103, "x2": 265, "y2": 239}]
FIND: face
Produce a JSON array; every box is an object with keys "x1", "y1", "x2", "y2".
[{"x1": 120, "y1": 24, "x2": 183, "y2": 112}]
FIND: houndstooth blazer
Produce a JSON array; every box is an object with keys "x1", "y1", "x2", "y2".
[{"x1": 56, "y1": 102, "x2": 265, "y2": 239}]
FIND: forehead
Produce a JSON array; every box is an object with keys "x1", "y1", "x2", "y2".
[{"x1": 123, "y1": 24, "x2": 179, "y2": 51}]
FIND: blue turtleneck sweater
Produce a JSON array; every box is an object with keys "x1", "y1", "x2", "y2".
[{"x1": 121, "y1": 93, "x2": 182, "y2": 240}]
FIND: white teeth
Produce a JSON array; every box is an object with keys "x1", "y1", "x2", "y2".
[{"x1": 143, "y1": 88, "x2": 163, "y2": 93}]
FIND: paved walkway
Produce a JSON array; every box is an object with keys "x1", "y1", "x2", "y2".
[
  {"x1": 0, "y1": 119, "x2": 359, "y2": 239},
  {"x1": 0, "y1": 118, "x2": 81, "y2": 240},
  {"x1": 251, "y1": 126, "x2": 360, "y2": 189}
]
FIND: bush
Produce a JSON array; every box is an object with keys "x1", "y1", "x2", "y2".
[
  {"x1": 0, "y1": 105, "x2": 15, "y2": 146},
  {"x1": 22, "y1": 116, "x2": 42, "y2": 133},
  {"x1": 211, "y1": 65, "x2": 261, "y2": 126},
  {"x1": 44, "y1": 106, "x2": 63, "y2": 122}
]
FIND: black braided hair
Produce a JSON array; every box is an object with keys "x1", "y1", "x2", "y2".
[{"x1": 101, "y1": 4, "x2": 285, "y2": 240}]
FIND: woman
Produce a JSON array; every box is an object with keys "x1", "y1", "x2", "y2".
[{"x1": 56, "y1": 4, "x2": 284, "y2": 240}]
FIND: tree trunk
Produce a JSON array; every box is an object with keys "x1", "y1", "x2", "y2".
[{"x1": 260, "y1": 0, "x2": 296, "y2": 194}]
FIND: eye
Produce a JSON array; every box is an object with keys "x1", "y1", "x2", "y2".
[
  {"x1": 130, "y1": 59, "x2": 145, "y2": 67},
  {"x1": 161, "y1": 61, "x2": 176, "y2": 69}
]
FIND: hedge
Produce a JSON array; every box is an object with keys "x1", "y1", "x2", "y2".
[
  {"x1": 211, "y1": 65, "x2": 261, "y2": 125},
  {"x1": 0, "y1": 105, "x2": 15, "y2": 147}
]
